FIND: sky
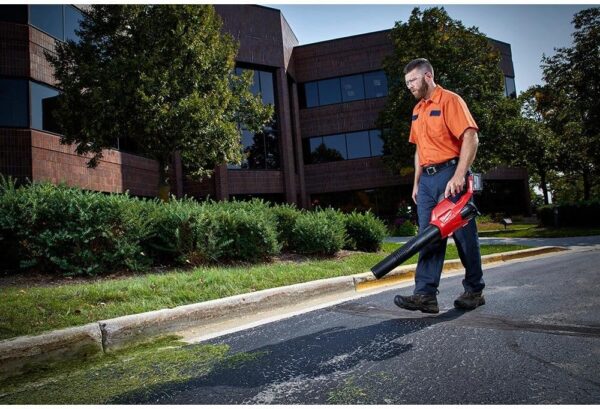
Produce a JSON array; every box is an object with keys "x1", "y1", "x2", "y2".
[{"x1": 265, "y1": 4, "x2": 594, "y2": 95}]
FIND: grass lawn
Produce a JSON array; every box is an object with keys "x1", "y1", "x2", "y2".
[
  {"x1": 478, "y1": 225, "x2": 600, "y2": 238},
  {"x1": 0, "y1": 242, "x2": 529, "y2": 341},
  {"x1": 477, "y1": 222, "x2": 537, "y2": 232}
]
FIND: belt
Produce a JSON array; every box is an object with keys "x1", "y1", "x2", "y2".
[{"x1": 422, "y1": 158, "x2": 458, "y2": 175}]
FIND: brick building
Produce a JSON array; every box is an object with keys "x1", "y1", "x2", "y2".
[{"x1": 0, "y1": 5, "x2": 530, "y2": 218}]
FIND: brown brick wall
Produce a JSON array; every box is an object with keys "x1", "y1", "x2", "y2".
[
  {"x1": 184, "y1": 174, "x2": 216, "y2": 199},
  {"x1": 29, "y1": 26, "x2": 58, "y2": 86},
  {"x1": 0, "y1": 21, "x2": 30, "y2": 78},
  {"x1": 30, "y1": 131, "x2": 159, "y2": 197},
  {"x1": 227, "y1": 170, "x2": 284, "y2": 195},
  {"x1": 0, "y1": 129, "x2": 32, "y2": 182},
  {"x1": 215, "y1": 5, "x2": 286, "y2": 68},
  {"x1": 299, "y1": 98, "x2": 387, "y2": 138},
  {"x1": 304, "y1": 157, "x2": 410, "y2": 194},
  {"x1": 292, "y1": 30, "x2": 393, "y2": 83}
]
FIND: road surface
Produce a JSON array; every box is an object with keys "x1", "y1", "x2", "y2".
[{"x1": 116, "y1": 247, "x2": 600, "y2": 404}]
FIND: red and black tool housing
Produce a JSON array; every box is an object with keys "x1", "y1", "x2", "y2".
[{"x1": 371, "y1": 175, "x2": 479, "y2": 279}]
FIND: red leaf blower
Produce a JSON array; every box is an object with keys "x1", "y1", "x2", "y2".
[{"x1": 371, "y1": 174, "x2": 481, "y2": 279}]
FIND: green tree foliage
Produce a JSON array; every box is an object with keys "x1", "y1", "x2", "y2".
[
  {"x1": 311, "y1": 143, "x2": 345, "y2": 163},
  {"x1": 500, "y1": 86, "x2": 561, "y2": 204},
  {"x1": 47, "y1": 5, "x2": 273, "y2": 200},
  {"x1": 538, "y1": 7, "x2": 599, "y2": 200},
  {"x1": 378, "y1": 7, "x2": 511, "y2": 174}
]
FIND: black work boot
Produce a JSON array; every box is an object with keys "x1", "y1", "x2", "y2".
[
  {"x1": 454, "y1": 291, "x2": 485, "y2": 310},
  {"x1": 394, "y1": 294, "x2": 439, "y2": 314}
]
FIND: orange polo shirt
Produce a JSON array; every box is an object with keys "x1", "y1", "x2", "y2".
[{"x1": 408, "y1": 85, "x2": 478, "y2": 167}]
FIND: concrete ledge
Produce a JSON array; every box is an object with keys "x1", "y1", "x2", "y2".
[
  {"x1": 0, "y1": 323, "x2": 103, "y2": 381},
  {"x1": 0, "y1": 245, "x2": 568, "y2": 379},
  {"x1": 496, "y1": 246, "x2": 566, "y2": 261},
  {"x1": 353, "y1": 246, "x2": 567, "y2": 291},
  {"x1": 99, "y1": 275, "x2": 355, "y2": 352}
]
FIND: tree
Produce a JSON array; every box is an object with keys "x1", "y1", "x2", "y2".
[
  {"x1": 540, "y1": 7, "x2": 600, "y2": 200},
  {"x1": 506, "y1": 86, "x2": 561, "y2": 204},
  {"x1": 48, "y1": 5, "x2": 273, "y2": 200},
  {"x1": 378, "y1": 7, "x2": 512, "y2": 174}
]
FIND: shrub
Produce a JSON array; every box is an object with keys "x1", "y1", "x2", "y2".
[
  {"x1": 271, "y1": 203, "x2": 302, "y2": 250},
  {"x1": 0, "y1": 176, "x2": 22, "y2": 271},
  {"x1": 193, "y1": 205, "x2": 280, "y2": 263},
  {"x1": 476, "y1": 213, "x2": 494, "y2": 224},
  {"x1": 290, "y1": 209, "x2": 346, "y2": 255},
  {"x1": 141, "y1": 197, "x2": 204, "y2": 265},
  {"x1": 391, "y1": 220, "x2": 418, "y2": 237},
  {"x1": 0, "y1": 181, "x2": 151, "y2": 276},
  {"x1": 537, "y1": 200, "x2": 600, "y2": 227},
  {"x1": 343, "y1": 211, "x2": 387, "y2": 252}
]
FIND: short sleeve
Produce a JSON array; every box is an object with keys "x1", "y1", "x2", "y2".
[
  {"x1": 408, "y1": 112, "x2": 418, "y2": 144},
  {"x1": 444, "y1": 94, "x2": 478, "y2": 138}
]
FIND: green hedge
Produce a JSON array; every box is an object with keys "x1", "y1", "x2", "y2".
[
  {"x1": 0, "y1": 179, "x2": 151, "y2": 275},
  {"x1": 0, "y1": 177, "x2": 388, "y2": 276},
  {"x1": 537, "y1": 200, "x2": 600, "y2": 227},
  {"x1": 141, "y1": 197, "x2": 204, "y2": 265},
  {"x1": 290, "y1": 209, "x2": 346, "y2": 255},
  {"x1": 343, "y1": 211, "x2": 387, "y2": 252},
  {"x1": 193, "y1": 203, "x2": 280, "y2": 263},
  {"x1": 390, "y1": 220, "x2": 418, "y2": 237},
  {"x1": 271, "y1": 203, "x2": 302, "y2": 250}
]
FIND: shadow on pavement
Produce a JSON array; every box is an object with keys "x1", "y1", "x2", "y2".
[{"x1": 115, "y1": 308, "x2": 466, "y2": 404}]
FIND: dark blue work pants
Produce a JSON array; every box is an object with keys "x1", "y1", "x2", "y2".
[{"x1": 414, "y1": 164, "x2": 485, "y2": 295}]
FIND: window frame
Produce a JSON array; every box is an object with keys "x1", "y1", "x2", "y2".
[{"x1": 300, "y1": 70, "x2": 388, "y2": 109}]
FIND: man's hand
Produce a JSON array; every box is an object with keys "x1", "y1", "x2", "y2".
[
  {"x1": 412, "y1": 183, "x2": 419, "y2": 204},
  {"x1": 444, "y1": 174, "x2": 465, "y2": 198}
]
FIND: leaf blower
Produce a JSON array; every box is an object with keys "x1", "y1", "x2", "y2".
[{"x1": 371, "y1": 174, "x2": 481, "y2": 279}]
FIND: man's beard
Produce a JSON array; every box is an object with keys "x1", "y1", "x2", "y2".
[{"x1": 414, "y1": 77, "x2": 430, "y2": 100}]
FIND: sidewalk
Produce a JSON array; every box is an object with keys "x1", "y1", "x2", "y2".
[
  {"x1": 0, "y1": 245, "x2": 569, "y2": 381},
  {"x1": 386, "y1": 235, "x2": 600, "y2": 248}
]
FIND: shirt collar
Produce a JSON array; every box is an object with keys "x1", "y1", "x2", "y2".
[{"x1": 416, "y1": 85, "x2": 444, "y2": 109}]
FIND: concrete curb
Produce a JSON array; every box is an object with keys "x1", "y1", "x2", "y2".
[
  {"x1": 99, "y1": 275, "x2": 355, "y2": 352},
  {"x1": 0, "y1": 245, "x2": 567, "y2": 380}
]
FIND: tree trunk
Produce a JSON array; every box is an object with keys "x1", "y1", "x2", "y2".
[
  {"x1": 582, "y1": 169, "x2": 591, "y2": 201},
  {"x1": 539, "y1": 170, "x2": 550, "y2": 205},
  {"x1": 158, "y1": 159, "x2": 170, "y2": 202}
]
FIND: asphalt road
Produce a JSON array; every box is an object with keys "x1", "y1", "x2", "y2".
[{"x1": 117, "y1": 247, "x2": 600, "y2": 404}]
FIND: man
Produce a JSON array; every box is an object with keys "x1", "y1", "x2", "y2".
[{"x1": 394, "y1": 58, "x2": 485, "y2": 314}]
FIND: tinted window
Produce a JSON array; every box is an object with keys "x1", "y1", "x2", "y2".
[
  {"x1": 505, "y1": 76, "x2": 516, "y2": 98},
  {"x1": 310, "y1": 137, "x2": 323, "y2": 155},
  {"x1": 236, "y1": 128, "x2": 253, "y2": 169},
  {"x1": 237, "y1": 68, "x2": 260, "y2": 95},
  {"x1": 309, "y1": 137, "x2": 334, "y2": 164},
  {"x1": 303, "y1": 82, "x2": 319, "y2": 108},
  {"x1": 0, "y1": 79, "x2": 28, "y2": 127},
  {"x1": 340, "y1": 75, "x2": 365, "y2": 102},
  {"x1": 30, "y1": 81, "x2": 61, "y2": 133},
  {"x1": 369, "y1": 130, "x2": 384, "y2": 156},
  {"x1": 318, "y1": 78, "x2": 341, "y2": 105},
  {"x1": 346, "y1": 131, "x2": 370, "y2": 159},
  {"x1": 264, "y1": 129, "x2": 280, "y2": 169},
  {"x1": 322, "y1": 134, "x2": 346, "y2": 160},
  {"x1": 259, "y1": 71, "x2": 275, "y2": 106},
  {"x1": 0, "y1": 5, "x2": 28, "y2": 24},
  {"x1": 250, "y1": 70, "x2": 260, "y2": 95},
  {"x1": 64, "y1": 6, "x2": 84, "y2": 43},
  {"x1": 30, "y1": 5, "x2": 64, "y2": 40},
  {"x1": 364, "y1": 71, "x2": 388, "y2": 99},
  {"x1": 245, "y1": 129, "x2": 266, "y2": 170},
  {"x1": 232, "y1": 66, "x2": 280, "y2": 170}
]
